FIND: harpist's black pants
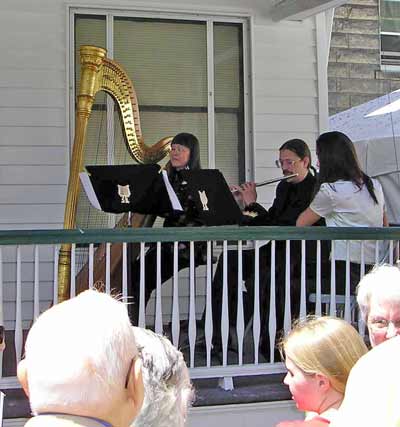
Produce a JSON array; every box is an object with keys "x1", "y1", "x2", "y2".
[
  {"x1": 129, "y1": 244, "x2": 189, "y2": 325},
  {"x1": 129, "y1": 242, "x2": 206, "y2": 325}
]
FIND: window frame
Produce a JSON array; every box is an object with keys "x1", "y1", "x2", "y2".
[
  {"x1": 380, "y1": 0, "x2": 400, "y2": 69},
  {"x1": 67, "y1": 6, "x2": 254, "y2": 182}
]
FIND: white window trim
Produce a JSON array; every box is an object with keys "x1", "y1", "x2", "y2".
[
  {"x1": 66, "y1": 5, "x2": 255, "y2": 181},
  {"x1": 380, "y1": 31, "x2": 400, "y2": 70}
]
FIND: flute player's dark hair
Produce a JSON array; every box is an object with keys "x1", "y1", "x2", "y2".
[{"x1": 279, "y1": 139, "x2": 312, "y2": 169}]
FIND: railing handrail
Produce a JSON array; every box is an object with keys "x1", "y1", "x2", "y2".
[{"x1": 0, "y1": 226, "x2": 399, "y2": 245}]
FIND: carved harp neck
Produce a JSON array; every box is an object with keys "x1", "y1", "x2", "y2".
[{"x1": 78, "y1": 45, "x2": 171, "y2": 164}]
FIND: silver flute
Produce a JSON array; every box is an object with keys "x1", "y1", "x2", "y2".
[
  {"x1": 231, "y1": 173, "x2": 298, "y2": 194},
  {"x1": 255, "y1": 173, "x2": 298, "y2": 187}
]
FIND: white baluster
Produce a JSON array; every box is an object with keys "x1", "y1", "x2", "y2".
[
  {"x1": 375, "y1": 240, "x2": 379, "y2": 265},
  {"x1": 329, "y1": 241, "x2": 336, "y2": 316},
  {"x1": 34, "y1": 245, "x2": 40, "y2": 320},
  {"x1": 315, "y1": 240, "x2": 322, "y2": 316},
  {"x1": 138, "y1": 242, "x2": 146, "y2": 328},
  {"x1": 172, "y1": 242, "x2": 180, "y2": 348},
  {"x1": 88, "y1": 243, "x2": 94, "y2": 289},
  {"x1": 283, "y1": 240, "x2": 291, "y2": 334},
  {"x1": 221, "y1": 241, "x2": 229, "y2": 366},
  {"x1": 15, "y1": 246, "x2": 22, "y2": 364},
  {"x1": 358, "y1": 242, "x2": 366, "y2": 335},
  {"x1": 53, "y1": 245, "x2": 59, "y2": 304},
  {"x1": 0, "y1": 248, "x2": 4, "y2": 378},
  {"x1": 188, "y1": 242, "x2": 196, "y2": 368},
  {"x1": 253, "y1": 241, "x2": 260, "y2": 364},
  {"x1": 205, "y1": 241, "x2": 213, "y2": 368},
  {"x1": 268, "y1": 241, "x2": 276, "y2": 363},
  {"x1": 344, "y1": 242, "x2": 351, "y2": 322},
  {"x1": 360, "y1": 242, "x2": 365, "y2": 278},
  {"x1": 299, "y1": 240, "x2": 306, "y2": 319},
  {"x1": 237, "y1": 241, "x2": 244, "y2": 366},
  {"x1": 155, "y1": 242, "x2": 163, "y2": 335},
  {"x1": 122, "y1": 243, "x2": 128, "y2": 301},
  {"x1": 105, "y1": 243, "x2": 111, "y2": 295},
  {"x1": 70, "y1": 244, "x2": 76, "y2": 298},
  {"x1": 389, "y1": 240, "x2": 394, "y2": 265}
]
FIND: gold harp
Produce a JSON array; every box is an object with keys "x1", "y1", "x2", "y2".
[{"x1": 58, "y1": 45, "x2": 172, "y2": 302}]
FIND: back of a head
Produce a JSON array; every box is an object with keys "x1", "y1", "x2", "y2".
[
  {"x1": 132, "y1": 327, "x2": 193, "y2": 427},
  {"x1": 280, "y1": 316, "x2": 368, "y2": 394},
  {"x1": 331, "y1": 336, "x2": 400, "y2": 427},
  {"x1": 24, "y1": 290, "x2": 137, "y2": 415},
  {"x1": 316, "y1": 131, "x2": 363, "y2": 184},
  {"x1": 171, "y1": 132, "x2": 201, "y2": 170},
  {"x1": 279, "y1": 138, "x2": 312, "y2": 168},
  {"x1": 357, "y1": 264, "x2": 400, "y2": 322}
]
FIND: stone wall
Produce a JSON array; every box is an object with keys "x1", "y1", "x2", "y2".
[{"x1": 328, "y1": 0, "x2": 400, "y2": 115}]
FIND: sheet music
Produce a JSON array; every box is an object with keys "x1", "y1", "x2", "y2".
[
  {"x1": 162, "y1": 171, "x2": 183, "y2": 211},
  {"x1": 79, "y1": 172, "x2": 102, "y2": 211}
]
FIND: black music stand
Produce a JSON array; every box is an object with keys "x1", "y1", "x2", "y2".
[
  {"x1": 179, "y1": 169, "x2": 243, "y2": 226},
  {"x1": 80, "y1": 164, "x2": 182, "y2": 215}
]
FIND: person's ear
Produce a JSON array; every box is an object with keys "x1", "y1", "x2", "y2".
[
  {"x1": 316, "y1": 373, "x2": 330, "y2": 392},
  {"x1": 127, "y1": 357, "x2": 144, "y2": 418},
  {"x1": 303, "y1": 156, "x2": 310, "y2": 169},
  {"x1": 17, "y1": 359, "x2": 30, "y2": 398}
]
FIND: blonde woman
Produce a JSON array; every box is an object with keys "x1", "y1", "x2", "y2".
[{"x1": 276, "y1": 317, "x2": 368, "y2": 427}]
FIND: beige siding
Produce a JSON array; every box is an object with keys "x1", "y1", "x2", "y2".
[
  {"x1": 0, "y1": 0, "x2": 326, "y2": 325},
  {"x1": 253, "y1": 20, "x2": 320, "y2": 207},
  {"x1": 0, "y1": 1, "x2": 67, "y2": 231}
]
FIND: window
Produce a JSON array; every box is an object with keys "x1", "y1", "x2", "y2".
[
  {"x1": 71, "y1": 9, "x2": 250, "y2": 228},
  {"x1": 380, "y1": 0, "x2": 400, "y2": 67}
]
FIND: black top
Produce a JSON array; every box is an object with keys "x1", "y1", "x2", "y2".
[
  {"x1": 242, "y1": 172, "x2": 318, "y2": 226},
  {"x1": 163, "y1": 169, "x2": 203, "y2": 228}
]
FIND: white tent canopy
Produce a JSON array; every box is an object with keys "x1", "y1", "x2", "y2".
[{"x1": 330, "y1": 90, "x2": 400, "y2": 224}]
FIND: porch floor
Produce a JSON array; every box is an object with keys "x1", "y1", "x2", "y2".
[{"x1": 3, "y1": 373, "x2": 290, "y2": 419}]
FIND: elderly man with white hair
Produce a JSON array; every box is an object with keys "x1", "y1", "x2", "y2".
[
  {"x1": 357, "y1": 264, "x2": 400, "y2": 347},
  {"x1": 17, "y1": 290, "x2": 144, "y2": 427},
  {"x1": 132, "y1": 327, "x2": 193, "y2": 427}
]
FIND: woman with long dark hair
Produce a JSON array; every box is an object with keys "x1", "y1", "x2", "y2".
[
  {"x1": 297, "y1": 131, "x2": 388, "y2": 294},
  {"x1": 130, "y1": 132, "x2": 204, "y2": 324}
]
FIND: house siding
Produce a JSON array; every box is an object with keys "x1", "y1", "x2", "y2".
[{"x1": 0, "y1": 0, "x2": 325, "y2": 326}]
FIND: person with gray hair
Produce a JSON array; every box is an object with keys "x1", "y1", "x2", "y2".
[
  {"x1": 132, "y1": 327, "x2": 193, "y2": 427},
  {"x1": 17, "y1": 290, "x2": 144, "y2": 427},
  {"x1": 357, "y1": 263, "x2": 400, "y2": 347}
]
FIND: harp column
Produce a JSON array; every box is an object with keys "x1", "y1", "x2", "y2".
[{"x1": 58, "y1": 46, "x2": 107, "y2": 302}]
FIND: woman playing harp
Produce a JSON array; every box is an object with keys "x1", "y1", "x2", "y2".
[{"x1": 130, "y1": 132, "x2": 207, "y2": 325}]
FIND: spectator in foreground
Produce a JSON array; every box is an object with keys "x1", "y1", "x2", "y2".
[
  {"x1": 132, "y1": 327, "x2": 193, "y2": 427},
  {"x1": 330, "y1": 336, "x2": 400, "y2": 427},
  {"x1": 276, "y1": 317, "x2": 367, "y2": 427},
  {"x1": 17, "y1": 290, "x2": 144, "y2": 427},
  {"x1": 356, "y1": 263, "x2": 400, "y2": 347}
]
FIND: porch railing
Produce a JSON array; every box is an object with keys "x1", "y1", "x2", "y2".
[{"x1": 0, "y1": 226, "x2": 399, "y2": 390}]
